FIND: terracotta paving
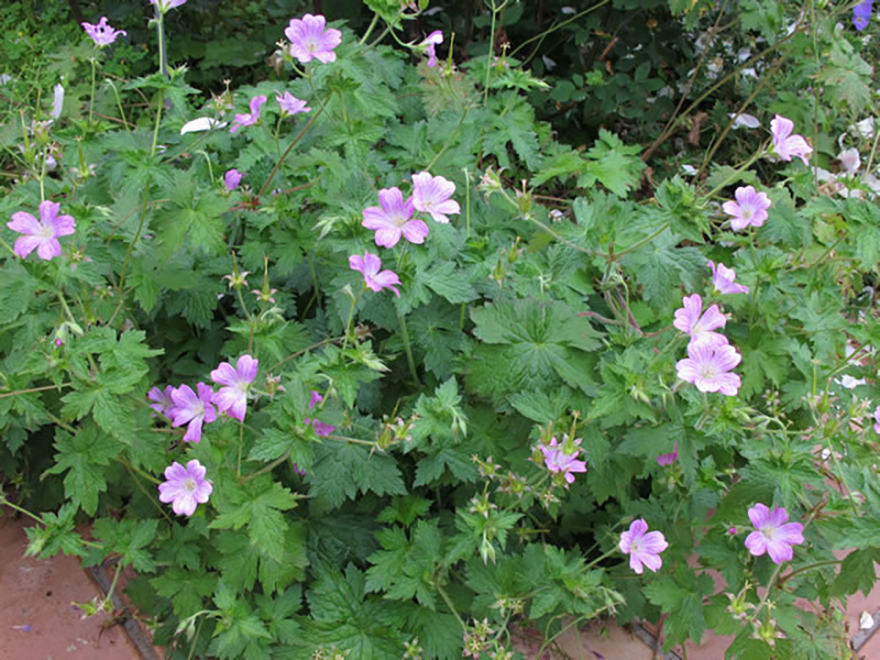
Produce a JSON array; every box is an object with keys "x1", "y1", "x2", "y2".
[
  {"x1": 3, "y1": 512, "x2": 880, "y2": 659},
  {"x1": 0, "y1": 516, "x2": 140, "y2": 660}
]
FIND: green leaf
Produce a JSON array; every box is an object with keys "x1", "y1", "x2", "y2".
[
  {"x1": 423, "y1": 262, "x2": 478, "y2": 304},
  {"x1": 24, "y1": 504, "x2": 87, "y2": 559},
  {"x1": 151, "y1": 568, "x2": 218, "y2": 618},
  {"x1": 92, "y1": 518, "x2": 159, "y2": 572},
  {"x1": 209, "y1": 477, "x2": 299, "y2": 562},
  {"x1": 817, "y1": 41, "x2": 873, "y2": 114},
  {"x1": 43, "y1": 425, "x2": 122, "y2": 515},
  {"x1": 299, "y1": 563, "x2": 405, "y2": 659},
  {"x1": 644, "y1": 567, "x2": 716, "y2": 649},
  {"x1": 308, "y1": 442, "x2": 406, "y2": 513},
  {"x1": 577, "y1": 129, "x2": 645, "y2": 197}
]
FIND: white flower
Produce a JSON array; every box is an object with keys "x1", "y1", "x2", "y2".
[
  {"x1": 854, "y1": 118, "x2": 876, "y2": 139},
  {"x1": 51, "y1": 84, "x2": 64, "y2": 119},
  {"x1": 0, "y1": 74, "x2": 12, "y2": 85},
  {"x1": 836, "y1": 375, "x2": 866, "y2": 390},
  {"x1": 730, "y1": 113, "x2": 760, "y2": 129},
  {"x1": 180, "y1": 117, "x2": 228, "y2": 134},
  {"x1": 838, "y1": 148, "x2": 861, "y2": 174}
]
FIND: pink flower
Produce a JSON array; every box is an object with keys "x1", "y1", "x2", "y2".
[
  {"x1": 349, "y1": 252, "x2": 401, "y2": 297},
  {"x1": 147, "y1": 385, "x2": 175, "y2": 417},
  {"x1": 619, "y1": 519, "x2": 668, "y2": 574},
  {"x1": 673, "y1": 294, "x2": 728, "y2": 348},
  {"x1": 210, "y1": 355, "x2": 258, "y2": 421},
  {"x1": 421, "y1": 30, "x2": 443, "y2": 67},
  {"x1": 362, "y1": 187, "x2": 429, "y2": 248},
  {"x1": 412, "y1": 172, "x2": 460, "y2": 223},
  {"x1": 158, "y1": 460, "x2": 212, "y2": 517},
  {"x1": 149, "y1": 0, "x2": 187, "y2": 12},
  {"x1": 770, "y1": 115, "x2": 813, "y2": 166},
  {"x1": 722, "y1": 186, "x2": 771, "y2": 231},
  {"x1": 230, "y1": 95, "x2": 267, "y2": 134},
  {"x1": 656, "y1": 442, "x2": 678, "y2": 466},
  {"x1": 276, "y1": 91, "x2": 311, "y2": 117},
  {"x1": 8, "y1": 200, "x2": 76, "y2": 261},
  {"x1": 873, "y1": 405, "x2": 880, "y2": 434},
  {"x1": 224, "y1": 169, "x2": 242, "y2": 191},
  {"x1": 744, "y1": 503, "x2": 804, "y2": 564},
  {"x1": 540, "y1": 436, "x2": 587, "y2": 486},
  {"x1": 285, "y1": 14, "x2": 342, "y2": 64},
  {"x1": 708, "y1": 260, "x2": 749, "y2": 295},
  {"x1": 81, "y1": 17, "x2": 127, "y2": 47},
  {"x1": 304, "y1": 389, "x2": 335, "y2": 436},
  {"x1": 170, "y1": 383, "x2": 217, "y2": 443},
  {"x1": 676, "y1": 342, "x2": 742, "y2": 396}
]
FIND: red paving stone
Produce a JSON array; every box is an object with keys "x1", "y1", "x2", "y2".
[{"x1": 0, "y1": 515, "x2": 140, "y2": 660}]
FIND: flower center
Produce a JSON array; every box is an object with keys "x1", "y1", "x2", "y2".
[
  {"x1": 306, "y1": 39, "x2": 318, "y2": 53},
  {"x1": 629, "y1": 540, "x2": 641, "y2": 554},
  {"x1": 183, "y1": 478, "x2": 197, "y2": 493},
  {"x1": 39, "y1": 222, "x2": 54, "y2": 241},
  {"x1": 742, "y1": 208, "x2": 753, "y2": 219},
  {"x1": 762, "y1": 526, "x2": 777, "y2": 540},
  {"x1": 699, "y1": 365, "x2": 716, "y2": 381}
]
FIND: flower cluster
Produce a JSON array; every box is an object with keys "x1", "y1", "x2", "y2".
[
  {"x1": 352, "y1": 172, "x2": 460, "y2": 295},
  {"x1": 148, "y1": 355, "x2": 257, "y2": 515},
  {"x1": 304, "y1": 390, "x2": 335, "y2": 437},
  {"x1": 674, "y1": 294, "x2": 742, "y2": 396},
  {"x1": 539, "y1": 434, "x2": 587, "y2": 487}
]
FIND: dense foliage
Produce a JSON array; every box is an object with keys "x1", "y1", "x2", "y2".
[{"x1": 2, "y1": 1, "x2": 880, "y2": 658}]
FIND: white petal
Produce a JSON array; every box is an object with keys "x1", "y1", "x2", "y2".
[
  {"x1": 860, "y1": 611, "x2": 875, "y2": 630},
  {"x1": 180, "y1": 117, "x2": 228, "y2": 134}
]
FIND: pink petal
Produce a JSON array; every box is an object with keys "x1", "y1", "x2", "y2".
[
  {"x1": 36, "y1": 237, "x2": 62, "y2": 261},
  {"x1": 236, "y1": 355, "x2": 259, "y2": 383},
  {"x1": 402, "y1": 219, "x2": 429, "y2": 244},
  {"x1": 210, "y1": 362, "x2": 239, "y2": 387},
  {"x1": 8, "y1": 211, "x2": 40, "y2": 235},
  {"x1": 12, "y1": 235, "x2": 42, "y2": 259}
]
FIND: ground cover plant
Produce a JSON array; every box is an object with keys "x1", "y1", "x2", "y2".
[{"x1": 2, "y1": 0, "x2": 880, "y2": 658}]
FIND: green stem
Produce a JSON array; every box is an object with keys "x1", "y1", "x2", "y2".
[
  {"x1": 776, "y1": 559, "x2": 843, "y2": 586},
  {"x1": 609, "y1": 222, "x2": 671, "y2": 261},
  {"x1": 359, "y1": 14, "x2": 379, "y2": 45},
  {"x1": 342, "y1": 289, "x2": 364, "y2": 350},
  {"x1": 483, "y1": 0, "x2": 508, "y2": 105},
  {"x1": 236, "y1": 422, "x2": 244, "y2": 479},
  {"x1": 242, "y1": 451, "x2": 290, "y2": 483},
  {"x1": 398, "y1": 312, "x2": 420, "y2": 386},
  {"x1": 0, "y1": 236, "x2": 17, "y2": 257},
  {"x1": 105, "y1": 80, "x2": 130, "y2": 132},
  {"x1": 103, "y1": 559, "x2": 124, "y2": 604},
  {"x1": 436, "y1": 583, "x2": 467, "y2": 631},
  {"x1": 463, "y1": 167, "x2": 472, "y2": 239},
  {"x1": 703, "y1": 143, "x2": 769, "y2": 201},
  {"x1": 156, "y1": 12, "x2": 169, "y2": 79},
  {"x1": 258, "y1": 93, "x2": 330, "y2": 197},
  {"x1": 151, "y1": 90, "x2": 164, "y2": 157},
  {"x1": 119, "y1": 458, "x2": 161, "y2": 485},
  {"x1": 89, "y1": 58, "x2": 97, "y2": 126},
  {"x1": 0, "y1": 383, "x2": 72, "y2": 399}
]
